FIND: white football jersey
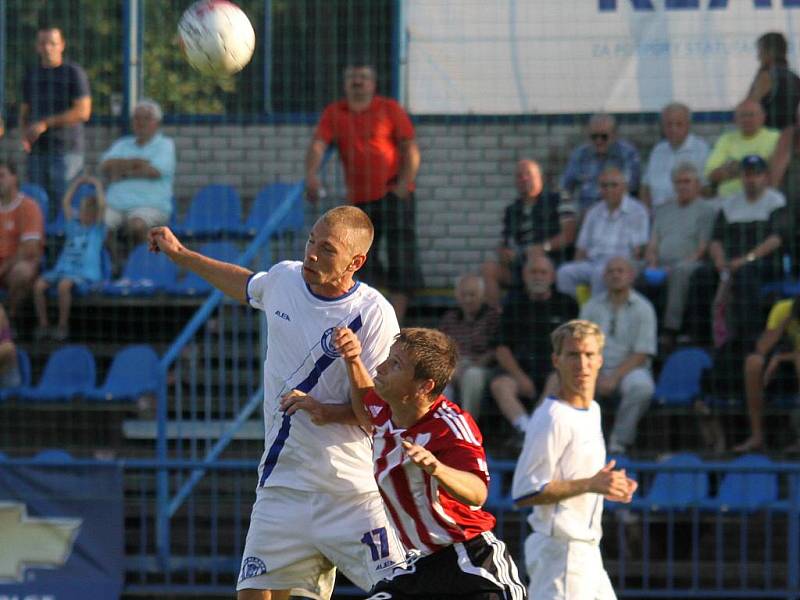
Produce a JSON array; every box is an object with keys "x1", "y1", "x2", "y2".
[
  {"x1": 247, "y1": 261, "x2": 400, "y2": 495},
  {"x1": 512, "y1": 397, "x2": 606, "y2": 543}
]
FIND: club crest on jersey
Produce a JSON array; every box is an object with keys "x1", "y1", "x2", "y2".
[
  {"x1": 320, "y1": 327, "x2": 341, "y2": 358},
  {"x1": 239, "y1": 556, "x2": 267, "y2": 581}
]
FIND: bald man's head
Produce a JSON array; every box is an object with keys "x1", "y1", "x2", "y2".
[
  {"x1": 735, "y1": 100, "x2": 765, "y2": 136},
  {"x1": 319, "y1": 206, "x2": 374, "y2": 255}
]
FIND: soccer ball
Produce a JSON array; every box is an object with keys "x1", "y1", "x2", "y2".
[{"x1": 178, "y1": 0, "x2": 255, "y2": 77}]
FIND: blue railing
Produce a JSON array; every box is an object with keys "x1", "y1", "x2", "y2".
[{"x1": 3, "y1": 456, "x2": 799, "y2": 598}]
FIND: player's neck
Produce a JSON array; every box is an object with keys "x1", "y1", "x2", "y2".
[
  {"x1": 392, "y1": 400, "x2": 432, "y2": 429},
  {"x1": 0, "y1": 189, "x2": 16, "y2": 205},
  {"x1": 558, "y1": 388, "x2": 592, "y2": 410},
  {"x1": 307, "y1": 276, "x2": 357, "y2": 299}
]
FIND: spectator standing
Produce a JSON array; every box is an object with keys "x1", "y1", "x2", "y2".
[
  {"x1": 580, "y1": 257, "x2": 657, "y2": 455},
  {"x1": 21, "y1": 26, "x2": 91, "y2": 215},
  {"x1": 643, "y1": 163, "x2": 717, "y2": 344},
  {"x1": 0, "y1": 160, "x2": 44, "y2": 320},
  {"x1": 747, "y1": 32, "x2": 800, "y2": 130},
  {"x1": 733, "y1": 296, "x2": 800, "y2": 453},
  {"x1": 99, "y1": 99, "x2": 175, "y2": 261},
  {"x1": 640, "y1": 102, "x2": 710, "y2": 209},
  {"x1": 306, "y1": 61, "x2": 422, "y2": 322},
  {"x1": 482, "y1": 159, "x2": 576, "y2": 309},
  {"x1": 490, "y1": 256, "x2": 579, "y2": 438},
  {"x1": 768, "y1": 107, "x2": 800, "y2": 261},
  {"x1": 32, "y1": 175, "x2": 106, "y2": 342},
  {"x1": 438, "y1": 274, "x2": 500, "y2": 420},
  {"x1": 556, "y1": 167, "x2": 649, "y2": 299},
  {"x1": 704, "y1": 100, "x2": 779, "y2": 198},
  {"x1": 560, "y1": 113, "x2": 641, "y2": 212}
]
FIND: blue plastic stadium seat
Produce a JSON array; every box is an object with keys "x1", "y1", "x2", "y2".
[
  {"x1": 699, "y1": 454, "x2": 778, "y2": 513},
  {"x1": 174, "y1": 184, "x2": 244, "y2": 238},
  {"x1": 33, "y1": 448, "x2": 74, "y2": 462},
  {"x1": 20, "y1": 182, "x2": 49, "y2": 224},
  {"x1": 17, "y1": 345, "x2": 96, "y2": 402},
  {"x1": 166, "y1": 241, "x2": 240, "y2": 296},
  {"x1": 654, "y1": 348, "x2": 713, "y2": 406},
  {"x1": 630, "y1": 453, "x2": 709, "y2": 511},
  {"x1": 0, "y1": 450, "x2": 7, "y2": 461},
  {"x1": 245, "y1": 182, "x2": 305, "y2": 237},
  {"x1": 486, "y1": 457, "x2": 516, "y2": 510},
  {"x1": 102, "y1": 244, "x2": 178, "y2": 296},
  {"x1": 86, "y1": 345, "x2": 161, "y2": 402}
]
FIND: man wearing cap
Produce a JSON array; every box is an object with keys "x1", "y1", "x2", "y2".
[
  {"x1": 704, "y1": 100, "x2": 779, "y2": 198},
  {"x1": 696, "y1": 154, "x2": 786, "y2": 345}
]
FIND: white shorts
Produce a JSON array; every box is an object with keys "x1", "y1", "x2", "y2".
[
  {"x1": 104, "y1": 206, "x2": 170, "y2": 231},
  {"x1": 525, "y1": 532, "x2": 616, "y2": 600},
  {"x1": 236, "y1": 486, "x2": 404, "y2": 599}
]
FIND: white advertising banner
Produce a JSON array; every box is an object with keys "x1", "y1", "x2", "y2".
[{"x1": 406, "y1": 0, "x2": 800, "y2": 114}]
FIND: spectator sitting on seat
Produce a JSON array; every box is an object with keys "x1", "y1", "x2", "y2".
[
  {"x1": 704, "y1": 100, "x2": 780, "y2": 198},
  {"x1": 99, "y1": 99, "x2": 175, "y2": 263},
  {"x1": 0, "y1": 159, "x2": 44, "y2": 320},
  {"x1": 438, "y1": 273, "x2": 500, "y2": 420},
  {"x1": 489, "y1": 255, "x2": 579, "y2": 439},
  {"x1": 481, "y1": 158, "x2": 576, "y2": 309},
  {"x1": 746, "y1": 32, "x2": 800, "y2": 131},
  {"x1": 33, "y1": 174, "x2": 105, "y2": 342},
  {"x1": 694, "y1": 155, "x2": 786, "y2": 347},
  {"x1": 560, "y1": 112, "x2": 641, "y2": 213},
  {"x1": 0, "y1": 303, "x2": 20, "y2": 388},
  {"x1": 640, "y1": 102, "x2": 710, "y2": 210},
  {"x1": 580, "y1": 257, "x2": 657, "y2": 455},
  {"x1": 556, "y1": 166, "x2": 649, "y2": 299},
  {"x1": 733, "y1": 295, "x2": 800, "y2": 453},
  {"x1": 642, "y1": 162, "x2": 717, "y2": 347}
]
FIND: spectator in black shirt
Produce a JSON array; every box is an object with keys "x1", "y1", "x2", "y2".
[
  {"x1": 747, "y1": 32, "x2": 800, "y2": 130},
  {"x1": 482, "y1": 159, "x2": 576, "y2": 309},
  {"x1": 20, "y1": 27, "x2": 91, "y2": 218},
  {"x1": 489, "y1": 255, "x2": 579, "y2": 436}
]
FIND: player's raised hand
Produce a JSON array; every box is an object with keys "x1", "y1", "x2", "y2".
[
  {"x1": 334, "y1": 327, "x2": 362, "y2": 361},
  {"x1": 280, "y1": 389, "x2": 330, "y2": 425},
  {"x1": 148, "y1": 226, "x2": 184, "y2": 258},
  {"x1": 402, "y1": 439, "x2": 440, "y2": 475}
]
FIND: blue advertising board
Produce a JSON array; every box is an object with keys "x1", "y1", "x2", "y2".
[{"x1": 0, "y1": 463, "x2": 123, "y2": 600}]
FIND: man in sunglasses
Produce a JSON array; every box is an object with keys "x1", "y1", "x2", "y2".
[{"x1": 560, "y1": 113, "x2": 641, "y2": 213}]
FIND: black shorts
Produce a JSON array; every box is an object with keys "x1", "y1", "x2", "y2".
[{"x1": 365, "y1": 531, "x2": 527, "y2": 600}]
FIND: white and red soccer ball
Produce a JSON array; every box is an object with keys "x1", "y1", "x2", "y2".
[{"x1": 178, "y1": 0, "x2": 255, "y2": 77}]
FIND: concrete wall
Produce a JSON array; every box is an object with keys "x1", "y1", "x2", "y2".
[{"x1": 7, "y1": 119, "x2": 728, "y2": 288}]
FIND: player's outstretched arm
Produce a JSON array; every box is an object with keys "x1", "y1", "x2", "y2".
[
  {"x1": 401, "y1": 440, "x2": 488, "y2": 506},
  {"x1": 335, "y1": 327, "x2": 374, "y2": 431},
  {"x1": 148, "y1": 226, "x2": 252, "y2": 304},
  {"x1": 516, "y1": 460, "x2": 634, "y2": 508}
]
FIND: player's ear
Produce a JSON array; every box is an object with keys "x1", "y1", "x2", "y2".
[
  {"x1": 349, "y1": 253, "x2": 367, "y2": 272},
  {"x1": 418, "y1": 378, "x2": 435, "y2": 396}
]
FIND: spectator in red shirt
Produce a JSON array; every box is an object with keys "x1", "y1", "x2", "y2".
[
  {"x1": 0, "y1": 160, "x2": 44, "y2": 319},
  {"x1": 306, "y1": 61, "x2": 422, "y2": 322}
]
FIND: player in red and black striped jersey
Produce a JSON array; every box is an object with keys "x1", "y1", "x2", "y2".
[{"x1": 334, "y1": 326, "x2": 526, "y2": 600}]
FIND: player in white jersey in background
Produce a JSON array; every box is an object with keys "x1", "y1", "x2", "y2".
[
  {"x1": 511, "y1": 320, "x2": 638, "y2": 600},
  {"x1": 148, "y1": 206, "x2": 404, "y2": 600}
]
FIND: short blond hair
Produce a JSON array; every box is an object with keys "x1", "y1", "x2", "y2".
[
  {"x1": 319, "y1": 205, "x2": 374, "y2": 255},
  {"x1": 551, "y1": 319, "x2": 605, "y2": 356}
]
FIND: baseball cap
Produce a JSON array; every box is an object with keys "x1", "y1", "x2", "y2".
[{"x1": 740, "y1": 154, "x2": 768, "y2": 172}]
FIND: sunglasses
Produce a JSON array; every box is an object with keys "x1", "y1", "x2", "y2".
[{"x1": 590, "y1": 133, "x2": 610, "y2": 141}]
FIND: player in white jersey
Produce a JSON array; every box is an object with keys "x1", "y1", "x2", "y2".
[
  {"x1": 148, "y1": 206, "x2": 404, "y2": 600},
  {"x1": 511, "y1": 320, "x2": 638, "y2": 600}
]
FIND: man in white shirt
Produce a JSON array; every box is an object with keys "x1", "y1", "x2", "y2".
[
  {"x1": 556, "y1": 167, "x2": 649, "y2": 299},
  {"x1": 148, "y1": 206, "x2": 404, "y2": 600},
  {"x1": 640, "y1": 102, "x2": 710, "y2": 210},
  {"x1": 512, "y1": 319, "x2": 637, "y2": 599}
]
